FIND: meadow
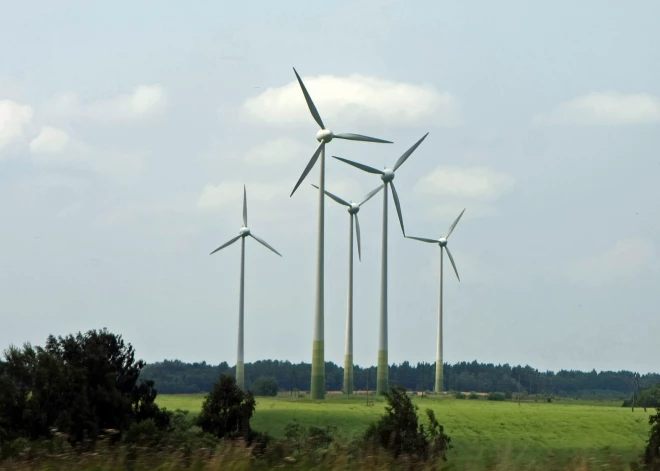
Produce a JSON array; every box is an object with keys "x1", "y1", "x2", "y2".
[{"x1": 157, "y1": 393, "x2": 652, "y2": 469}]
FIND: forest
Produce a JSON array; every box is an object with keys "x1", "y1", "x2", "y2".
[{"x1": 141, "y1": 359, "x2": 660, "y2": 398}]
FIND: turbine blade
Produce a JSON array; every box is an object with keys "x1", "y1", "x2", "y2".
[
  {"x1": 249, "y1": 233, "x2": 282, "y2": 257},
  {"x1": 359, "y1": 184, "x2": 384, "y2": 206},
  {"x1": 355, "y1": 213, "x2": 362, "y2": 262},
  {"x1": 293, "y1": 67, "x2": 324, "y2": 129},
  {"x1": 334, "y1": 133, "x2": 392, "y2": 144},
  {"x1": 393, "y1": 132, "x2": 429, "y2": 171},
  {"x1": 291, "y1": 142, "x2": 323, "y2": 197},
  {"x1": 406, "y1": 236, "x2": 437, "y2": 244},
  {"x1": 444, "y1": 246, "x2": 460, "y2": 281},
  {"x1": 243, "y1": 185, "x2": 248, "y2": 226},
  {"x1": 390, "y1": 182, "x2": 405, "y2": 236},
  {"x1": 446, "y1": 208, "x2": 466, "y2": 239},
  {"x1": 332, "y1": 156, "x2": 384, "y2": 175},
  {"x1": 210, "y1": 235, "x2": 241, "y2": 255},
  {"x1": 311, "y1": 184, "x2": 349, "y2": 207}
]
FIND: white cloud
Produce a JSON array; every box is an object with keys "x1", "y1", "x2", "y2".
[
  {"x1": 241, "y1": 74, "x2": 460, "y2": 127},
  {"x1": 534, "y1": 92, "x2": 660, "y2": 126},
  {"x1": 0, "y1": 100, "x2": 33, "y2": 153},
  {"x1": 43, "y1": 84, "x2": 168, "y2": 122},
  {"x1": 29, "y1": 126, "x2": 70, "y2": 154},
  {"x1": 415, "y1": 166, "x2": 515, "y2": 201},
  {"x1": 30, "y1": 135, "x2": 144, "y2": 184},
  {"x1": 244, "y1": 137, "x2": 307, "y2": 166},
  {"x1": 567, "y1": 237, "x2": 655, "y2": 286}
]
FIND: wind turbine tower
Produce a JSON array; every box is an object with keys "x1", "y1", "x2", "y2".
[{"x1": 210, "y1": 186, "x2": 281, "y2": 389}]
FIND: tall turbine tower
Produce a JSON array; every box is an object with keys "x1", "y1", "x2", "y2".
[
  {"x1": 210, "y1": 186, "x2": 281, "y2": 389},
  {"x1": 406, "y1": 208, "x2": 465, "y2": 393},
  {"x1": 312, "y1": 183, "x2": 383, "y2": 395},
  {"x1": 289, "y1": 68, "x2": 392, "y2": 399},
  {"x1": 333, "y1": 133, "x2": 429, "y2": 394}
]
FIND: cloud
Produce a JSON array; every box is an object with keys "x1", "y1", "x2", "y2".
[
  {"x1": 567, "y1": 237, "x2": 655, "y2": 286},
  {"x1": 244, "y1": 137, "x2": 307, "y2": 166},
  {"x1": 43, "y1": 84, "x2": 169, "y2": 122},
  {"x1": 30, "y1": 134, "x2": 144, "y2": 184},
  {"x1": 534, "y1": 92, "x2": 660, "y2": 126},
  {"x1": 415, "y1": 166, "x2": 515, "y2": 201},
  {"x1": 241, "y1": 74, "x2": 460, "y2": 127},
  {"x1": 197, "y1": 181, "x2": 288, "y2": 211},
  {"x1": 29, "y1": 126, "x2": 70, "y2": 154},
  {"x1": 0, "y1": 100, "x2": 33, "y2": 153}
]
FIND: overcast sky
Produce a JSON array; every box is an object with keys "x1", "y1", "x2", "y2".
[{"x1": 1, "y1": 0, "x2": 659, "y2": 374}]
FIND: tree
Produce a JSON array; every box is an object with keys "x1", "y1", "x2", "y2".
[
  {"x1": 644, "y1": 409, "x2": 660, "y2": 470},
  {"x1": 251, "y1": 376, "x2": 278, "y2": 396},
  {"x1": 0, "y1": 329, "x2": 170, "y2": 444},
  {"x1": 363, "y1": 385, "x2": 451, "y2": 461},
  {"x1": 197, "y1": 375, "x2": 256, "y2": 441}
]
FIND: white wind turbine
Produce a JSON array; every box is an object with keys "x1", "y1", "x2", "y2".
[
  {"x1": 311, "y1": 183, "x2": 383, "y2": 395},
  {"x1": 333, "y1": 133, "x2": 429, "y2": 395},
  {"x1": 289, "y1": 67, "x2": 392, "y2": 399},
  {"x1": 406, "y1": 208, "x2": 465, "y2": 393},
  {"x1": 210, "y1": 185, "x2": 281, "y2": 390}
]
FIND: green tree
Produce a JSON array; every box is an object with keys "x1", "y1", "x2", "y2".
[
  {"x1": 197, "y1": 375, "x2": 256, "y2": 441},
  {"x1": 644, "y1": 409, "x2": 660, "y2": 470},
  {"x1": 363, "y1": 385, "x2": 451, "y2": 461},
  {"x1": 0, "y1": 329, "x2": 170, "y2": 444},
  {"x1": 251, "y1": 376, "x2": 278, "y2": 396}
]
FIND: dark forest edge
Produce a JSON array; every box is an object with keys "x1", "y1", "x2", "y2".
[{"x1": 141, "y1": 358, "x2": 660, "y2": 399}]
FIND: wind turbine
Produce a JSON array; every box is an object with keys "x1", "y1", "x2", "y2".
[
  {"x1": 210, "y1": 185, "x2": 281, "y2": 390},
  {"x1": 289, "y1": 67, "x2": 392, "y2": 400},
  {"x1": 333, "y1": 133, "x2": 429, "y2": 395},
  {"x1": 311, "y1": 183, "x2": 383, "y2": 395},
  {"x1": 406, "y1": 208, "x2": 465, "y2": 393}
]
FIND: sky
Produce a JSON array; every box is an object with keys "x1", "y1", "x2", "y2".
[{"x1": 1, "y1": 0, "x2": 659, "y2": 374}]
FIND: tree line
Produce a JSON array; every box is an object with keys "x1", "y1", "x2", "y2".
[{"x1": 141, "y1": 359, "x2": 660, "y2": 398}]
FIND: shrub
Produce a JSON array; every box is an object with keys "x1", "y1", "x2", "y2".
[
  {"x1": 455, "y1": 392, "x2": 466, "y2": 399},
  {"x1": 488, "y1": 392, "x2": 506, "y2": 401},
  {"x1": 644, "y1": 409, "x2": 660, "y2": 470},
  {"x1": 251, "y1": 376, "x2": 278, "y2": 397},
  {"x1": 197, "y1": 374, "x2": 256, "y2": 441},
  {"x1": 363, "y1": 385, "x2": 451, "y2": 461},
  {"x1": 504, "y1": 391, "x2": 513, "y2": 400},
  {"x1": 468, "y1": 392, "x2": 480, "y2": 400}
]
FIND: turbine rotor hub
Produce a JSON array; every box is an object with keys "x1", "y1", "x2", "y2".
[
  {"x1": 239, "y1": 227, "x2": 251, "y2": 237},
  {"x1": 438, "y1": 237, "x2": 448, "y2": 247},
  {"x1": 348, "y1": 203, "x2": 360, "y2": 214},
  {"x1": 381, "y1": 168, "x2": 395, "y2": 183},
  {"x1": 316, "y1": 129, "x2": 334, "y2": 143}
]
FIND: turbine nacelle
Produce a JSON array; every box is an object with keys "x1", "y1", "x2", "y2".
[
  {"x1": 316, "y1": 129, "x2": 334, "y2": 143},
  {"x1": 239, "y1": 226, "x2": 251, "y2": 237},
  {"x1": 438, "y1": 237, "x2": 448, "y2": 247},
  {"x1": 348, "y1": 202, "x2": 360, "y2": 214},
  {"x1": 381, "y1": 169, "x2": 395, "y2": 183}
]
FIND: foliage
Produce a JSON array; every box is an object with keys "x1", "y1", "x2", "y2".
[
  {"x1": 468, "y1": 391, "x2": 480, "y2": 400},
  {"x1": 0, "y1": 328, "x2": 170, "y2": 447},
  {"x1": 197, "y1": 374, "x2": 257, "y2": 441},
  {"x1": 363, "y1": 385, "x2": 451, "y2": 461},
  {"x1": 625, "y1": 384, "x2": 660, "y2": 409},
  {"x1": 455, "y1": 391, "x2": 466, "y2": 399},
  {"x1": 488, "y1": 392, "x2": 506, "y2": 401},
  {"x1": 644, "y1": 409, "x2": 660, "y2": 470},
  {"x1": 251, "y1": 376, "x2": 278, "y2": 396},
  {"x1": 143, "y1": 358, "x2": 660, "y2": 398}
]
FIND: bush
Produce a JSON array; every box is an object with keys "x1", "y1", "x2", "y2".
[
  {"x1": 468, "y1": 392, "x2": 480, "y2": 400},
  {"x1": 197, "y1": 374, "x2": 257, "y2": 441},
  {"x1": 363, "y1": 385, "x2": 451, "y2": 461},
  {"x1": 251, "y1": 376, "x2": 278, "y2": 397},
  {"x1": 644, "y1": 409, "x2": 660, "y2": 470},
  {"x1": 504, "y1": 391, "x2": 513, "y2": 400},
  {"x1": 455, "y1": 392, "x2": 466, "y2": 399},
  {"x1": 488, "y1": 392, "x2": 506, "y2": 401}
]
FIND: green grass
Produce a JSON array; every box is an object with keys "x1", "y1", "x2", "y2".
[{"x1": 157, "y1": 393, "x2": 651, "y2": 469}]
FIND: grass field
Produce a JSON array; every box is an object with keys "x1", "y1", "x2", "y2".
[{"x1": 156, "y1": 393, "x2": 652, "y2": 469}]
